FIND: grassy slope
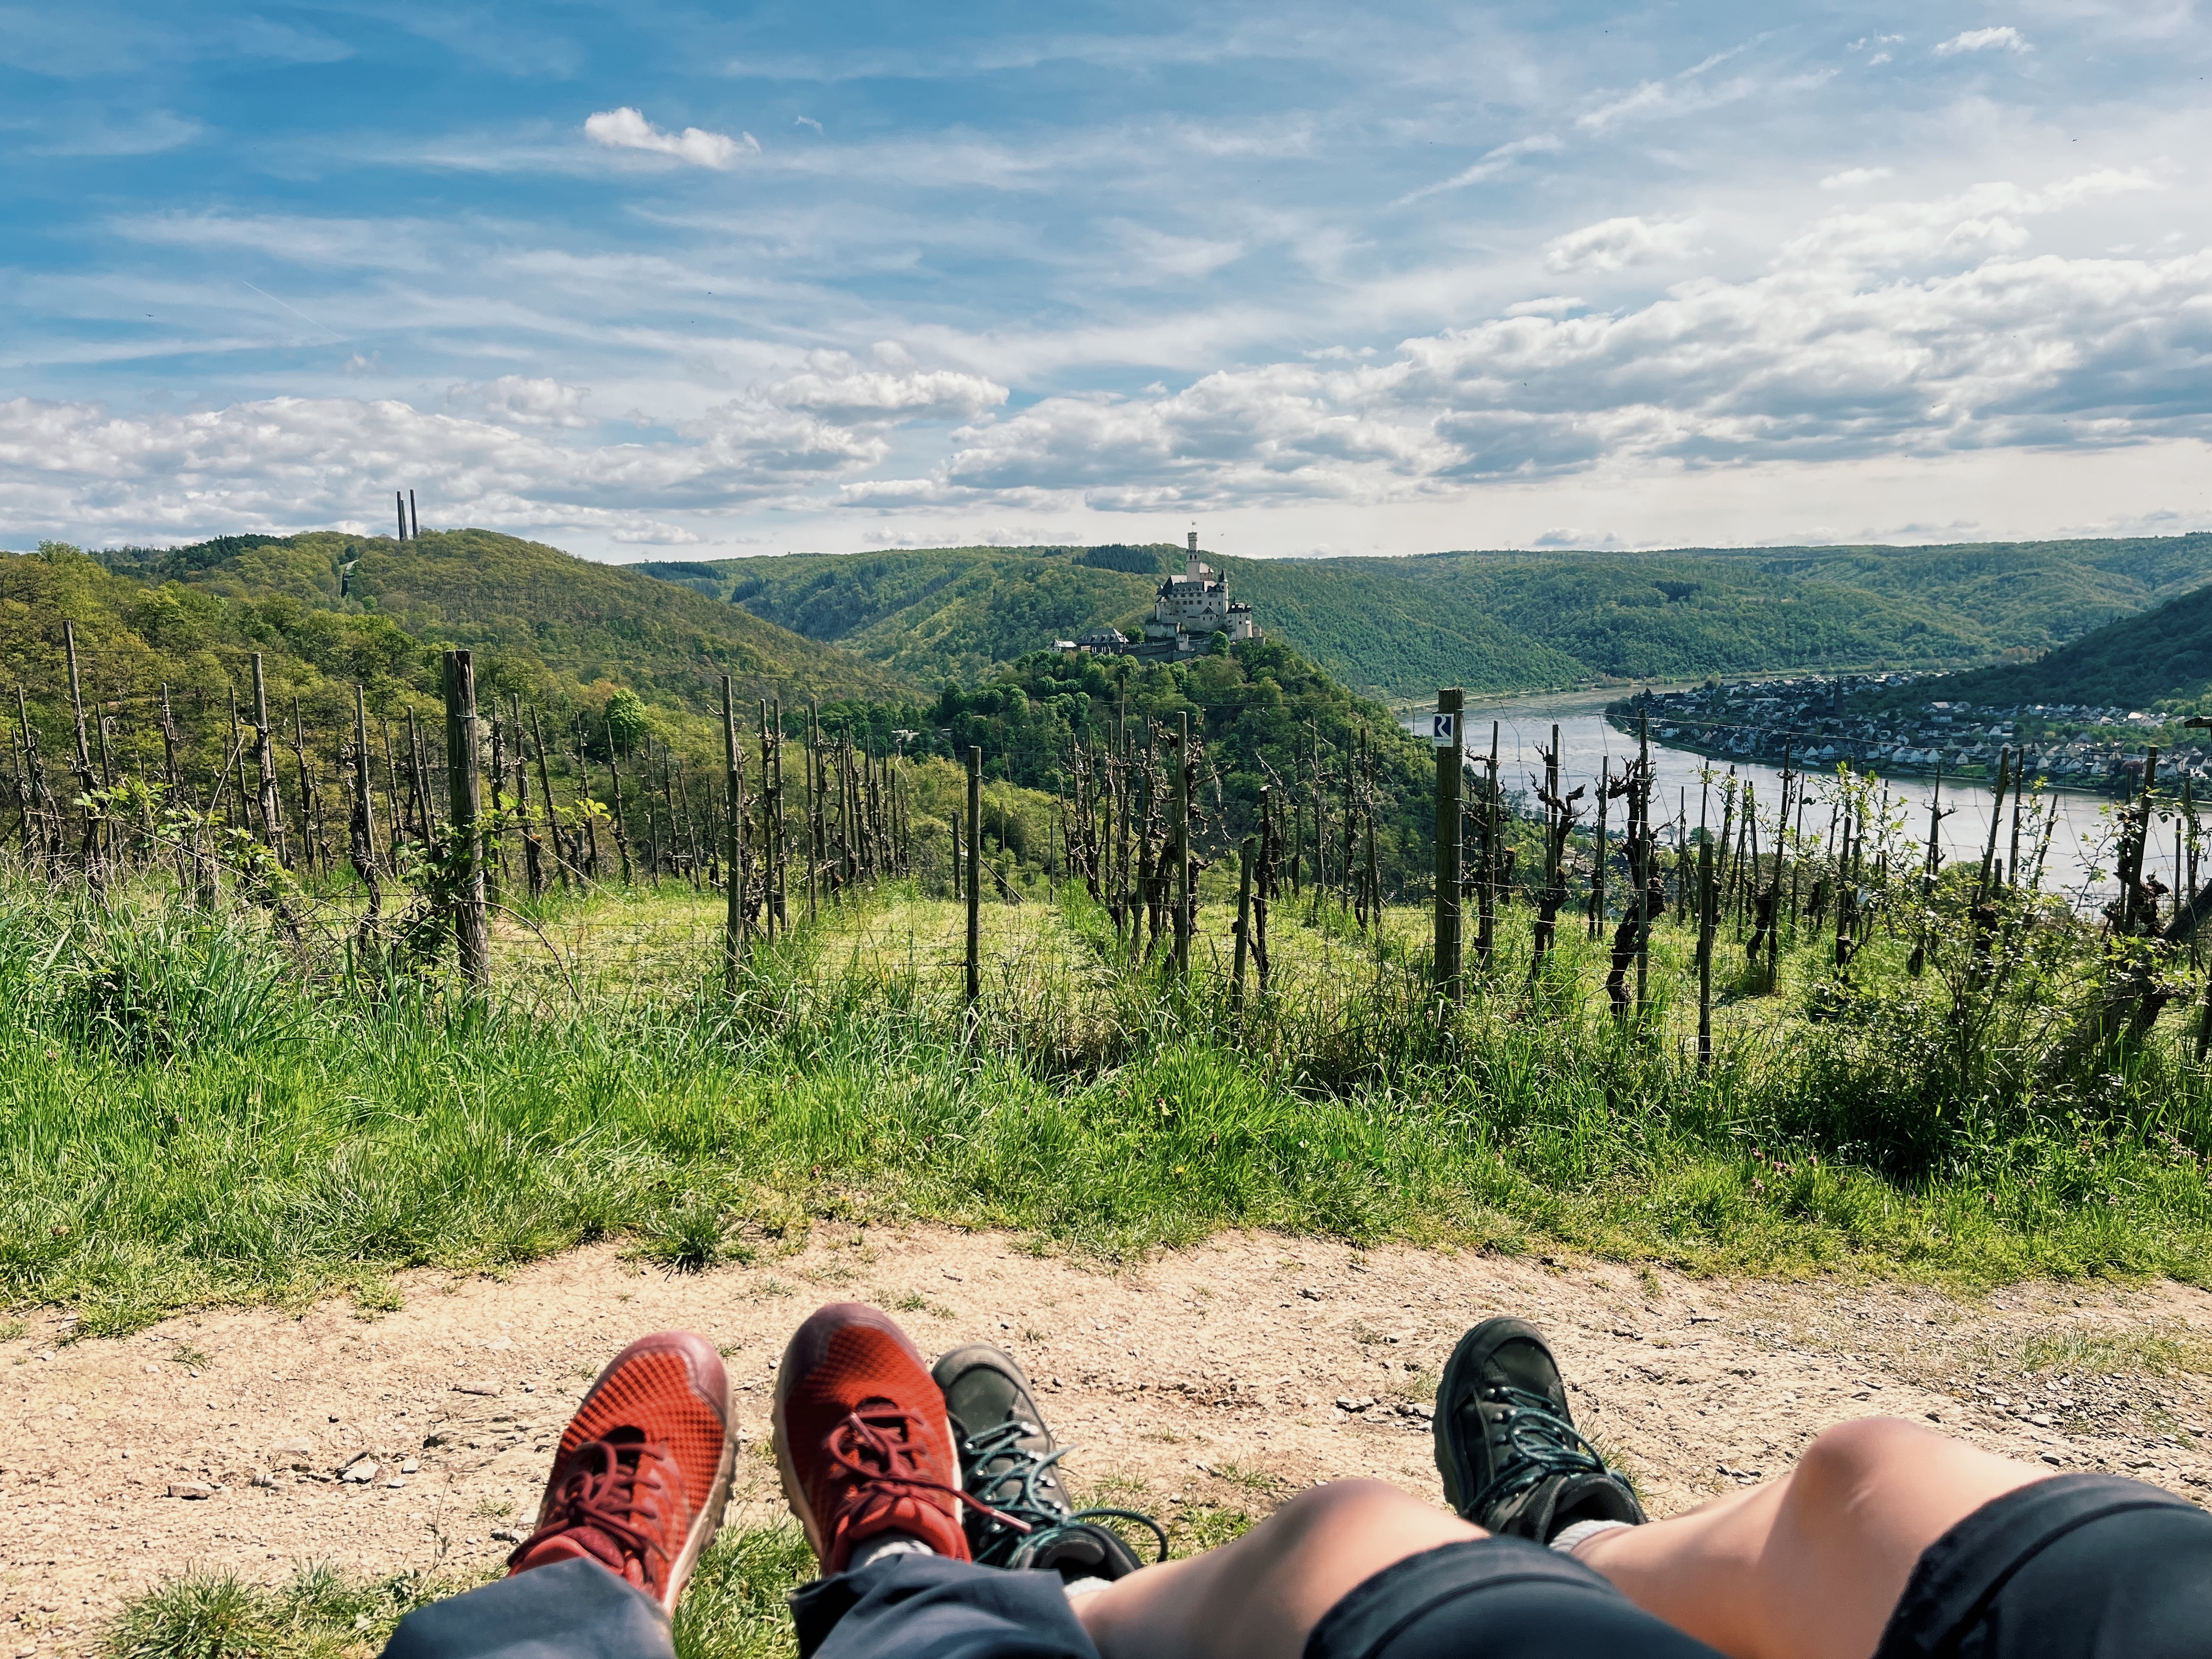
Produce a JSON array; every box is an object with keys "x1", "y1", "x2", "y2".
[
  {"x1": 7, "y1": 871, "x2": 2211, "y2": 1346},
  {"x1": 1887, "y1": 578, "x2": 2212, "y2": 712},
  {"x1": 645, "y1": 534, "x2": 2212, "y2": 700},
  {"x1": 95, "y1": 529, "x2": 915, "y2": 712}
]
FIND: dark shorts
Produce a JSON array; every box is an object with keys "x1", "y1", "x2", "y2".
[{"x1": 1307, "y1": 1474, "x2": 2212, "y2": 1659}]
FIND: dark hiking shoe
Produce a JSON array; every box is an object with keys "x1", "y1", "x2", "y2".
[
  {"x1": 1434, "y1": 1317, "x2": 1645, "y2": 1543},
  {"x1": 932, "y1": 1342, "x2": 1164, "y2": 1578}
]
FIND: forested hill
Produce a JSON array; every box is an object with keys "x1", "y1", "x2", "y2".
[
  {"x1": 0, "y1": 531, "x2": 908, "y2": 777},
  {"x1": 83, "y1": 528, "x2": 911, "y2": 710},
  {"x1": 1892, "y1": 578, "x2": 2212, "y2": 713},
  {"x1": 643, "y1": 532, "x2": 2212, "y2": 701}
]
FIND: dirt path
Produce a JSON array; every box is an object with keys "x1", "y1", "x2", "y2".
[{"x1": 8, "y1": 1230, "x2": 2212, "y2": 1655}]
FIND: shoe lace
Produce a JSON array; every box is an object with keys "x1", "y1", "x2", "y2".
[
  {"x1": 959, "y1": 1420, "x2": 1169, "y2": 1568},
  {"x1": 826, "y1": 1403, "x2": 1031, "y2": 1541},
  {"x1": 509, "y1": 1439, "x2": 675, "y2": 1577},
  {"x1": 1466, "y1": 1384, "x2": 1628, "y2": 1520}
]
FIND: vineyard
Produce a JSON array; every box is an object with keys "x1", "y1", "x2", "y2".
[{"x1": 6, "y1": 627, "x2": 2212, "y2": 1348}]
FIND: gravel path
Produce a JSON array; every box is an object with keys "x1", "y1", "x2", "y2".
[{"x1": 7, "y1": 1228, "x2": 2210, "y2": 1656}]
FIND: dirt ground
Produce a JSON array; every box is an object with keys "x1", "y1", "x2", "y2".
[{"x1": 7, "y1": 1228, "x2": 2212, "y2": 1656}]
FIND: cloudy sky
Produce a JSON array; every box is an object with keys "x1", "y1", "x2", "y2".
[{"x1": 3, "y1": 1, "x2": 2209, "y2": 561}]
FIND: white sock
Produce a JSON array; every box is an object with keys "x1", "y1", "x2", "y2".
[
  {"x1": 850, "y1": 1534, "x2": 936, "y2": 1571},
  {"x1": 1061, "y1": 1576, "x2": 1113, "y2": 1601},
  {"x1": 1549, "y1": 1519, "x2": 1634, "y2": 1556}
]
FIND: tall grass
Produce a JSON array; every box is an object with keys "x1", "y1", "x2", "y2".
[{"x1": 4, "y1": 864, "x2": 2212, "y2": 1338}]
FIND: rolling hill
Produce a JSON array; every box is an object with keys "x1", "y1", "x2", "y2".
[
  {"x1": 1891, "y1": 578, "x2": 2212, "y2": 713},
  {"x1": 642, "y1": 532, "x2": 2212, "y2": 701},
  {"x1": 92, "y1": 528, "x2": 912, "y2": 712}
]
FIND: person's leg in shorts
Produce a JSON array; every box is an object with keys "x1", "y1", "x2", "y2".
[{"x1": 1426, "y1": 1316, "x2": 2212, "y2": 1659}]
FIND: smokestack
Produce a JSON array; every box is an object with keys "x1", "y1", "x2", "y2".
[
  {"x1": 409, "y1": 489, "x2": 419, "y2": 539},
  {"x1": 397, "y1": 491, "x2": 407, "y2": 540}
]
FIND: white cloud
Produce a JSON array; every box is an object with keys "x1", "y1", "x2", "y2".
[
  {"x1": 1543, "y1": 215, "x2": 1698, "y2": 274},
  {"x1": 765, "y1": 349, "x2": 1008, "y2": 421},
  {"x1": 445, "y1": 375, "x2": 591, "y2": 427},
  {"x1": 583, "y1": 107, "x2": 759, "y2": 168},
  {"x1": 1400, "y1": 134, "x2": 1565, "y2": 202},
  {"x1": 1820, "y1": 167, "x2": 1894, "y2": 190},
  {"x1": 12, "y1": 172, "x2": 2210, "y2": 551},
  {"x1": 1935, "y1": 27, "x2": 2029, "y2": 55}
]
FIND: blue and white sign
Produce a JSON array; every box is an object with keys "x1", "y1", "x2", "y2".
[{"x1": 1432, "y1": 711, "x2": 1457, "y2": 748}]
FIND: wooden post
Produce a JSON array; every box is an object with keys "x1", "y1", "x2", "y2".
[
  {"x1": 351, "y1": 684, "x2": 382, "y2": 957},
  {"x1": 1232, "y1": 833, "x2": 1256, "y2": 1014},
  {"x1": 443, "y1": 651, "x2": 489, "y2": 989},
  {"x1": 251, "y1": 653, "x2": 286, "y2": 865},
  {"x1": 1697, "y1": 834, "x2": 1715, "y2": 1066},
  {"x1": 1173, "y1": 711, "x2": 1192, "y2": 976},
  {"x1": 605, "y1": 721, "x2": 634, "y2": 884},
  {"x1": 1434, "y1": 689, "x2": 1463, "y2": 1006},
  {"x1": 529, "y1": 706, "x2": 570, "y2": 891},
  {"x1": 966, "y1": 746, "x2": 982, "y2": 1004},
  {"x1": 1978, "y1": 748, "x2": 2012, "y2": 903},
  {"x1": 1476, "y1": 720, "x2": 1499, "y2": 967},
  {"x1": 721, "y1": 676, "x2": 748, "y2": 981},
  {"x1": 291, "y1": 696, "x2": 321, "y2": 873}
]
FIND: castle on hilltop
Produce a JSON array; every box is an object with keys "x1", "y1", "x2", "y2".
[{"x1": 1058, "y1": 532, "x2": 1262, "y2": 658}]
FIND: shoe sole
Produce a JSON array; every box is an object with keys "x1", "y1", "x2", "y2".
[{"x1": 1432, "y1": 1316, "x2": 1550, "y2": 1520}]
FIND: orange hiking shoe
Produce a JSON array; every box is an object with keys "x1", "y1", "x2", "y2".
[
  {"x1": 507, "y1": 1330, "x2": 738, "y2": 1612},
  {"x1": 773, "y1": 1302, "x2": 995, "y2": 1574}
]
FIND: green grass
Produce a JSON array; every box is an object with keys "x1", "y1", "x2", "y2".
[{"x1": 6, "y1": 861, "x2": 2212, "y2": 1342}]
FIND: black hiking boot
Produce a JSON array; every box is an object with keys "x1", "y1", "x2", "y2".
[
  {"x1": 1434, "y1": 1317, "x2": 1646, "y2": 1543},
  {"x1": 932, "y1": 1342, "x2": 1165, "y2": 1580}
]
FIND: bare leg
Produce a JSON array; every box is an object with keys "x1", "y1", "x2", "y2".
[
  {"x1": 1576, "y1": 1417, "x2": 2053, "y2": 1659},
  {"x1": 1076, "y1": 1481, "x2": 1478, "y2": 1659}
]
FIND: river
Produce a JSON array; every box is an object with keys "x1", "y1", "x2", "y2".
[{"x1": 1451, "y1": 689, "x2": 2151, "y2": 910}]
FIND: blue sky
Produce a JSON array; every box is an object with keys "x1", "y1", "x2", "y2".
[{"x1": 3, "y1": 1, "x2": 2209, "y2": 560}]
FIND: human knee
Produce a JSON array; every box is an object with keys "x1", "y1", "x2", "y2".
[
  {"x1": 1255, "y1": 1480, "x2": 1448, "y2": 1559},
  {"x1": 1791, "y1": 1417, "x2": 1944, "y2": 1505}
]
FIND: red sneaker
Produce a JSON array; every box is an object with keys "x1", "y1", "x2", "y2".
[
  {"x1": 507, "y1": 1330, "x2": 738, "y2": 1612},
  {"x1": 772, "y1": 1303, "x2": 992, "y2": 1574}
]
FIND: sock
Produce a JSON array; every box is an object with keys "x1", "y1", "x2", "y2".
[
  {"x1": 1550, "y1": 1519, "x2": 1634, "y2": 1556},
  {"x1": 850, "y1": 1534, "x2": 936, "y2": 1571},
  {"x1": 1061, "y1": 1577, "x2": 1113, "y2": 1601}
]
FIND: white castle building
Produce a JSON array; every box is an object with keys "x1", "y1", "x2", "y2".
[{"x1": 1059, "y1": 532, "x2": 1261, "y2": 657}]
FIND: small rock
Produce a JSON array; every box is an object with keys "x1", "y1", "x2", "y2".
[
  {"x1": 400, "y1": 1457, "x2": 421, "y2": 1474},
  {"x1": 522, "y1": 1383, "x2": 535, "y2": 1393},
  {"x1": 341, "y1": 1460, "x2": 379, "y2": 1484},
  {"x1": 2029, "y1": 1413, "x2": 2053, "y2": 1427},
  {"x1": 250, "y1": 1469, "x2": 277, "y2": 1489},
  {"x1": 490, "y1": 1527, "x2": 523, "y2": 1543},
  {"x1": 1334, "y1": 1396, "x2": 1376, "y2": 1413},
  {"x1": 2041, "y1": 1452, "x2": 2064, "y2": 1465},
  {"x1": 168, "y1": 1482, "x2": 216, "y2": 1499},
  {"x1": 1610, "y1": 1328, "x2": 1642, "y2": 1341},
  {"x1": 386, "y1": 1479, "x2": 407, "y2": 1489},
  {"x1": 454, "y1": 1383, "x2": 503, "y2": 1397},
  {"x1": 941, "y1": 1271, "x2": 964, "y2": 1282},
  {"x1": 269, "y1": 1442, "x2": 317, "y2": 1468},
  {"x1": 1298, "y1": 1288, "x2": 1324, "y2": 1301}
]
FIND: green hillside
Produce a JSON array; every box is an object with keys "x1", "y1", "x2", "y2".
[
  {"x1": 93, "y1": 528, "x2": 911, "y2": 711},
  {"x1": 643, "y1": 546, "x2": 1169, "y2": 687},
  {"x1": 645, "y1": 532, "x2": 2212, "y2": 700},
  {"x1": 1893, "y1": 578, "x2": 2212, "y2": 713}
]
